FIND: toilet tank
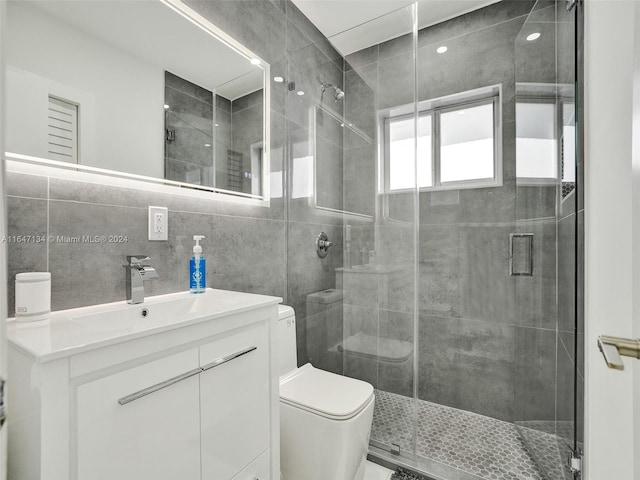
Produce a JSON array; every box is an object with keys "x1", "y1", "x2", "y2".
[{"x1": 278, "y1": 305, "x2": 298, "y2": 377}]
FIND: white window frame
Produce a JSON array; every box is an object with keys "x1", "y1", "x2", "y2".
[{"x1": 382, "y1": 88, "x2": 502, "y2": 194}]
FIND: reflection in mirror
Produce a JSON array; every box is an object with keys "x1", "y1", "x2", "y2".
[
  {"x1": 313, "y1": 105, "x2": 373, "y2": 217},
  {"x1": 164, "y1": 72, "x2": 264, "y2": 196},
  {"x1": 5, "y1": 0, "x2": 268, "y2": 200}
]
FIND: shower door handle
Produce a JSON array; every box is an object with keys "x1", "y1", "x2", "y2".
[{"x1": 597, "y1": 335, "x2": 640, "y2": 370}]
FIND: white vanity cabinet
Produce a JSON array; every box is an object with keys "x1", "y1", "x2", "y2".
[{"x1": 6, "y1": 289, "x2": 280, "y2": 480}]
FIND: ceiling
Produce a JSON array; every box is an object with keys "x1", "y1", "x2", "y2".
[{"x1": 291, "y1": 0, "x2": 502, "y2": 55}]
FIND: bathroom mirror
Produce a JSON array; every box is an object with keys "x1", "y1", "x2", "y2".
[{"x1": 4, "y1": 0, "x2": 269, "y2": 201}]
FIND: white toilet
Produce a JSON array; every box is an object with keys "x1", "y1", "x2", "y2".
[{"x1": 278, "y1": 305, "x2": 376, "y2": 480}]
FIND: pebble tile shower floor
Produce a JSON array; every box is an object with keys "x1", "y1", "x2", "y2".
[{"x1": 372, "y1": 390, "x2": 566, "y2": 480}]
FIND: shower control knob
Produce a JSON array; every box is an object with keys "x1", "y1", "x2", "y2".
[{"x1": 315, "y1": 232, "x2": 334, "y2": 258}]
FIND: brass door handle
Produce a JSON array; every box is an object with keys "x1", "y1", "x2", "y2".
[{"x1": 597, "y1": 335, "x2": 640, "y2": 370}]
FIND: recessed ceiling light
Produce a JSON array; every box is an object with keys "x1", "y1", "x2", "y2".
[
  {"x1": 204, "y1": 143, "x2": 211, "y2": 147},
  {"x1": 274, "y1": 76, "x2": 284, "y2": 83},
  {"x1": 250, "y1": 58, "x2": 261, "y2": 65},
  {"x1": 164, "y1": 104, "x2": 170, "y2": 109},
  {"x1": 436, "y1": 46, "x2": 448, "y2": 54},
  {"x1": 297, "y1": 91, "x2": 305, "y2": 96},
  {"x1": 215, "y1": 123, "x2": 219, "y2": 127},
  {"x1": 526, "y1": 32, "x2": 541, "y2": 41}
]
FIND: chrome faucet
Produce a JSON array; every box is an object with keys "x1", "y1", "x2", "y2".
[{"x1": 125, "y1": 255, "x2": 159, "y2": 304}]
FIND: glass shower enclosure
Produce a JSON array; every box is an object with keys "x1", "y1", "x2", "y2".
[{"x1": 285, "y1": 1, "x2": 583, "y2": 479}]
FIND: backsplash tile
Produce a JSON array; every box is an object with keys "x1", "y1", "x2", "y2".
[
  {"x1": 6, "y1": 196, "x2": 48, "y2": 314},
  {"x1": 5, "y1": 169, "x2": 285, "y2": 310}
]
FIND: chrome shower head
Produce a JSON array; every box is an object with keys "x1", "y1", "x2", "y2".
[{"x1": 321, "y1": 83, "x2": 345, "y2": 103}]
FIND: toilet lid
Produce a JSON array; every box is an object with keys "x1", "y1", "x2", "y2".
[{"x1": 279, "y1": 363, "x2": 374, "y2": 420}]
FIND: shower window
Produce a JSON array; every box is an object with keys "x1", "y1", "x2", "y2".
[
  {"x1": 515, "y1": 101, "x2": 557, "y2": 182},
  {"x1": 383, "y1": 94, "x2": 500, "y2": 193},
  {"x1": 515, "y1": 96, "x2": 575, "y2": 191}
]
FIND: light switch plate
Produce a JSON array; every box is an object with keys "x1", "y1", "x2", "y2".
[{"x1": 148, "y1": 206, "x2": 168, "y2": 241}]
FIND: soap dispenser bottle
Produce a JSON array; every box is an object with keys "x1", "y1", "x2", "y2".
[{"x1": 190, "y1": 235, "x2": 206, "y2": 294}]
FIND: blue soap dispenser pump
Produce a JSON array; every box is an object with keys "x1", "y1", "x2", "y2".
[{"x1": 190, "y1": 235, "x2": 206, "y2": 294}]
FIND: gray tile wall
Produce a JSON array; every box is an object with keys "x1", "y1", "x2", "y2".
[
  {"x1": 283, "y1": 1, "x2": 347, "y2": 367},
  {"x1": 6, "y1": 172, "x2": 287, "y2": 314}
]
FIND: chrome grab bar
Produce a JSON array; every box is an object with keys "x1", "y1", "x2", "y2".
[
  {"x1": 201, "y1": 346, "x2": 257, "y2": 372},
  {"x1": 118, "y1": 346, "x2": 257, "y2": 405},
  {"x1": 597, "y1": 335, "x2": 640, "y2": 370}
]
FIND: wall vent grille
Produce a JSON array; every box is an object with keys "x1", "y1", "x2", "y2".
[{"x1": 47, "y1": 96, "x2": 78, "y2": 163}]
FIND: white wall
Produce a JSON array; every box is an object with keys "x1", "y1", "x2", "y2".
[
  {"x1": 584, "y1": 0, "x2": 637, "y2": 478},
  {"x1": 5, "y1": 2, "x2": 164, "y2": 178},
  {"x1": 0, "y1": 1, "x2": 8, "y2": 477},
  {"x1": 633, "y1": 4, "x2": 640, "y2": 479}
]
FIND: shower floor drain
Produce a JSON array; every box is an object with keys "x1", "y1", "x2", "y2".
[{"x1": 372, "y1": 390, "x2": 565, "y2": 480}]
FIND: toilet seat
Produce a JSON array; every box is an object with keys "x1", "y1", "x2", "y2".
[{"x1": 279, "y1": 363, "x2": 374, "y2": 420}]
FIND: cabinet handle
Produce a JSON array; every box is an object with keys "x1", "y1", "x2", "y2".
[
  {"x1": 118, "y1": 367, "x2": 202, "y2": 405},
  {"x1": 201, "y1": 346, "x2": 257, "y2": 372},
  {"x1": 117, "y1": 346, "x2": 257, "y2": 405}
]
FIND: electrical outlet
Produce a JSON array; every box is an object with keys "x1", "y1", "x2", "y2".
[
  {"x1": 154, "y1": 213, "x2": 163, "y2": 233},
  {"x1": 148, "y1": 206, "x2": 168, "y2": 241}
]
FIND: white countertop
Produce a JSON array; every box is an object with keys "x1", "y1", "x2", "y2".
[{"x1": 7, "y1": 288, "x2": 282, "y2": 363}]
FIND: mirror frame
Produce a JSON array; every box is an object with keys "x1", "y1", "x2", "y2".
[{"x1": 4, "y1": 0, "x2": 271, "y2": 207}]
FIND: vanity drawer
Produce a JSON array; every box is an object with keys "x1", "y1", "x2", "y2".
[{"x1": 200, "y1": 323, "x2": 270, "y2": 480}]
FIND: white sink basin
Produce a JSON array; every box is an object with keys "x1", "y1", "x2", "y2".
[
  {"x1": 7, "y1": 288, "x2": 282, "y2": 362},
  {"x1": 69, "y1": 295, "x2": 204, "y2": 333}
]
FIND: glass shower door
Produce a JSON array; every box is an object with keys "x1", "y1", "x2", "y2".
[
  {"x1": 333, "y1": 3, "x2": 420, "y2": 464},
  {"x1": 408, "y1": 0, "x2": 582, "y2": 479},
  {"x1": 513, "y1": 1, "x2": 583, "y2": 479}
]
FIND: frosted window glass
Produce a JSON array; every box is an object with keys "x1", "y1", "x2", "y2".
[
  {"x1": 440, "y1": 104, "x2": 494, "y2": 183},
  {"x1": 516, "y1": 102, "x2": 557, "y2": 179},
  {"x1": 389, "y1": 115, "x2": 432, "y2": 190},
  {"x1": 562, "y1": 102, "x2": 576, "y2": 182},
  {"x1": 291, "y1": 155, "x2": 313, "y2": 198}
]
